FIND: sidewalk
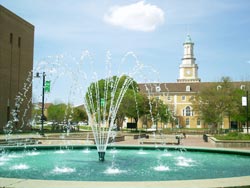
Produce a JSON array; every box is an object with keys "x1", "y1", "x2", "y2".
[
  {"x1": 116, "y1": 134, "x2": 216, "y2": 147},
  {"x1": 1, "y1": 133, "x2": 250, "y2": 150}
]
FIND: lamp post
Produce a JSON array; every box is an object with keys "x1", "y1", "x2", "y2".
[
  {"x1": 35, "y1": 72, "x2": 46, "y2": 136},
  {"x1": 247, "y1": 90, "x2": 249, "y2": 134}
]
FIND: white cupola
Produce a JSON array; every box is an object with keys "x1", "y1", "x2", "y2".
[{"x1": 177, "y1": 34, "x2": 201, "y2": 83}]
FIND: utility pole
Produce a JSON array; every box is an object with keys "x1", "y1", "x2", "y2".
[
  {"x1": 243, "y1": 90, "x2": 249, "y2": 134},
  {"x1": 35, "y1": 72, "x2": 46, "y2": 136},
  {"x1": 41, "y1": 72, "x2": 45, "y2": 136},
  {"x1": 247, "y1": 90, "x2": 249, "y2": 134}
]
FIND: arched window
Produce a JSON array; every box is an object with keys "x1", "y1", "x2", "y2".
[
  {"x1": 217, "y1": 85, "x2": 222, "y2": 90},
  {"x1": 155, "y1": 86, "x2": 161, "y2": 92},
  {"x1": 241, "y1": 85, "x2": 246, "y2": 90},
  {"x1": 186, "y1": 106, "x2": 191, "y2": 116},
  {"x1": 183, "y1": 106, "x2": 193, "y2": 116}
]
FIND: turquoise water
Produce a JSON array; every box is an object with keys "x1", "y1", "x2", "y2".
[{"x1": 0, "y1": 148, "x2": 250, "y2": 181}]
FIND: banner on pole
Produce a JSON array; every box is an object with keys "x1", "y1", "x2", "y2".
[
  {"x1": 100, "y1": 98, "x2": 105, "y2": 107},
  {"x1": 242, "y1": 96, "x2": 247, "y2": 106},
  {"x1": 45, "y1": 80, "x2": 51, "y2": 93}
]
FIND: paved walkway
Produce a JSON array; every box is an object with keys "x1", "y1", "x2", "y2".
[
  {"x1": 1, "y1": 176, "x2": 250, "y2": 188},
  {"x1": 2, "y1": 132, "x2": 250, "y2": 151},
  {"x1": 1, "y1": 133, "x2": 250, "y2": 150},
  {"x1": 117, "y1": 134, "x2": 216, "y2": 147}
]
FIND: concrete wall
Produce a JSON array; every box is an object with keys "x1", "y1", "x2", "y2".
[{"x1": 209, "y1": 136, "x2": 250, "y2": 148}]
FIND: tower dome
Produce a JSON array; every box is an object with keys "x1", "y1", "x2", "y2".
[{"x1": 184, "y1": 34, "x2": 193, "y2": 44}]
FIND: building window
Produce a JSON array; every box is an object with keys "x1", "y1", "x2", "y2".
[
  {"x1": 241, "y1": 85, "x2": 246, "y2": 90},
  {"x1": 185, "y1": 118, "x2": 190, "y2": 126},
  {"x1": 186, "y1": 85, "x2": 191, "y2": 92},
  {"x1": 197, "y1": 118, "x2": 201, "y2": 127},
  {"x1": 182, "y1": 96, "x2": 186, "y2": 101},
  {"x1": 186, "y1": 106, "x2": 191, "y2": 116},
  {"x1": 156, "y1": 86, "x2": 161, "y2": 92},
  {"x1": 183, "y1": 106, "x2": 192, "y2": 116},
  {"x1": 10, "y1": 33, "x2": 13, "y2": 44},
  {"x1": 18, "y1": 37, "x2": 21, "y2": 48},
  {"x1": 217, "y1": 85, "x2": 222, "y2": 90}
]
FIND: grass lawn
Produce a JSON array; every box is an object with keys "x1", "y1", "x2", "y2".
[{"x1": 215, "y1": 132, "x2": 250, "y2": 140}]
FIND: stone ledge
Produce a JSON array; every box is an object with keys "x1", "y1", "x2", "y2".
[{"x1": 209, "y1": 135, "x2": 250, "y2": 148}]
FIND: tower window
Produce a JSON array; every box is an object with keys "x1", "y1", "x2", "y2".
[{"x1": 186, "y1": 85, "x2": 191, "y2": 92}]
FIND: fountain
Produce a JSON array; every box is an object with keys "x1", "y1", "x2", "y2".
[
  {"x1": 84, "y1": 74, "x2": 136, "y2": 161},
  {"x1": 1, "y1": 146, "x2": 250, "y2": 183},
  {"x1": 5, "y1": 51, "x2": 145, "y2": 161},
  {"x1": 1, "y1": 52, "x2": 250, "y2": 187}
]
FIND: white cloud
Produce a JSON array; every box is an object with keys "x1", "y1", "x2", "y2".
[{"x1": 104, "y1": 1, "x2": 164, "y2": 32}]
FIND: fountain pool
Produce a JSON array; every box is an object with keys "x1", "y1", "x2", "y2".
[{"x1": 1, "y1": 146, "x2": 250, "y2": 182}]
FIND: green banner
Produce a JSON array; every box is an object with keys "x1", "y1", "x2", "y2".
[
  {"x1": 45, "y1": 80, "x2": 51, "y2": 93},
  {"x1": 100, "y1": 98, "x2": 105, "y2": 107}
]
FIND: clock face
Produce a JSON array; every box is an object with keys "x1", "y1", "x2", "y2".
[{"x1": 185, "y1": 69, "x2": 192, "y2": 76}]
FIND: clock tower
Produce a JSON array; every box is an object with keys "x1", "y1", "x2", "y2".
[{"x1": 177, "y1": 35, "x2": 200, "y2": 83}]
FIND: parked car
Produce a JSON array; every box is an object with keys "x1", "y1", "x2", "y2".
[{"x1": 78, "y1": 121, "x2": 88, "y2": 126}]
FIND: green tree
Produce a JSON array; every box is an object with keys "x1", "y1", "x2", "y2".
[
  {"x1": 191, "y1": 77, "x2": 244, "y2": 132},
  {"x1": 73, "y1": 107, "x2": 88, "y2": 122},
  {"x1": 85, "y1": 75, "x2": 149, "y2": 130},
  {"x1": 117, "y1": 87, "x2": 149, "y2": 130},
  {"x1": 47, "y1": 103, "x2": 67, "y2": 122},
  {"x1": 230, "y1": 86, "x2": 250, "y2": 130},
  {"x1": 148, "y1": 97, "x2": 170, "y2": 129}
]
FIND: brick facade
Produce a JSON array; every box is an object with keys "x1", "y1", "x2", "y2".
[{"x1": 0, "y1": 5, "x2": 34, "y2": 132}]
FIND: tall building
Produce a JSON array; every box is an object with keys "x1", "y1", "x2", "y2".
[
  {"x1": 138, "y1": 34, "x2": 248, "y2": 130},
  {"x1": 177, "y1": 35, "x2": 200, "y2": 83},
  {"x1": 0, "y1": 5, "x2": 34, "y2": 132}
]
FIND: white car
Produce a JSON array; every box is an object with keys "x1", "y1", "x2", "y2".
[{"x1": 78, "y1": 121, "x2": 87, "y2": 126}]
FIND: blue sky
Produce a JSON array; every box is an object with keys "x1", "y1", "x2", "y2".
[{"x1": 1, "y1": 0, "x2": 250, "y2": 104}]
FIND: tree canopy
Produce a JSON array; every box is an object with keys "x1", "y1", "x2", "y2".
[{"x1": 191, "y1": 77, "x2": 249, "y2": 131}]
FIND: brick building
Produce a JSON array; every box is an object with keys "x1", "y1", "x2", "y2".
[
  {"x1": 0, "y1": 5, "x2": 34, "y2": 132},
  {"x1": 138, "y1": 35, "x2": 248, "y2": 130}
]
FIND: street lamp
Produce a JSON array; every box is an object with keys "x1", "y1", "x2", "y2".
[
  {"x1": 35, "y1": 72, "x2": 46, "y2": 136},
  {"x1": 246, "y1": 90, "x2": 249, "y2": 134}
]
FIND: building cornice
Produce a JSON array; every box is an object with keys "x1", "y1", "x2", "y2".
[{"x1": 0, "y1": 5, "x2": 34, "y2": 30}]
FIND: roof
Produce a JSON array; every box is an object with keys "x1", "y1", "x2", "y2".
[{"x1": 138, "y1": 81, "x2": 250, "y2": 94}]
